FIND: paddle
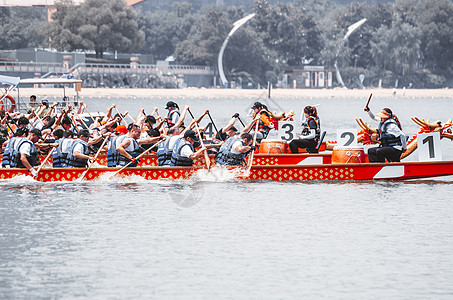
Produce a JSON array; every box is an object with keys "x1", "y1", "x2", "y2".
[
  {"x1": 188, "y1": 109, "x2": 211, "y2": 170},
  {"x1": 78, "y1": 136, "x2": 109, "y2": 181},
  {"x1": 108, "y1": 139, "x2": 164, "y2": 180},
  {"x1": 207, "y1": 112, "x2": 219, "y2": 135},
  {"x1": 246, "y1": 118, "x2": 260, "y2": 171},
  {"x1": 364, "y1": 93, "x2": 373, "y2": 111},
  {"x1": 114, "y1": 106, "x2": 127, "y2": 125},
  {"x1": 82, "y1": 103, "x2": 96, "y2": 123},
  {"x1": 237, "y1": 116, "x2": 246, "y2": 127},
  {"x1": 34, "y1": 147, "x2": 55, "y2": 176}
]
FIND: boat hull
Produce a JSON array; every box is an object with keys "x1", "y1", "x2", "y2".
[{"x1": 1, "y1": 161, "x2": 452, "y2": 182}]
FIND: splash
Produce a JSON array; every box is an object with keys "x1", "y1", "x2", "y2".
[
  {"x1": 191, "y1": 166, "x2": 249, "y2": 182},
  {"x1": 0, "y1": 174, "x2": 40, "y2": 185}
]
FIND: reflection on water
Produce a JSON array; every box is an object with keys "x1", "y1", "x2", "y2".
[{"x1": 1, "y1": 96, "x2": 453, "y2": 299}]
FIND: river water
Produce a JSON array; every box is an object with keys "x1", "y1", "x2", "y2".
[{"x1": 1, "y1": 94, "x2": 453, "y2": 299}]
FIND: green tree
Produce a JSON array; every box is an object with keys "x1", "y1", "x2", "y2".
[
  {"x1": 0, "y1": 7, "x2": 46, "y2": 50},
  {"x1": 370, "y1": 14, "x2": 422, "y2": 81},
  {"x1": 415, "y1": 0, "x2": 453, "y2": 75},
  {"x1": 137, "y1": 2, "x2": 196, "y2": 59},
  {"x1": 48, "y1": 0, "x2": 144, "y2": 58}
]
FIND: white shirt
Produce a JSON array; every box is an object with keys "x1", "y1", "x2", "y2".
[
  {"x1": 168, "y1": 135, "x2": 182, "y2": 151},
  {"x1": 18, "y1": 140, "x2": 32, "y2": 156},
  {"x1": 231, "y1": 140, "x2": 243, "y2": 155},
  {"x1": 73, "y1": 139, "x2": 88, "y2": 155},
  {"x1": 368, "y1": 110, "x2": 406, "y2": 150},
  {"x1": 179, "y1": 143, "x2": 194, "y2": 158},
  {"x1": 61, "y1": 138, "x2": 73, "y2": 154},
  {"x1": 120, "y1": 136, "x2": 137, "y2": 152}
]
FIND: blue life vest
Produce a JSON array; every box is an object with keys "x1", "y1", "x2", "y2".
[
  {"x1": 12, "y1": 138, "x2": 39, "y2": 168},
  {"x1": 52, "y1": 139, "x2": 65, "y2": 167},
  {"x1": 378, "y1": 118, "x2": 402, "y2": 147},
  {"x1": 157, "y1": 135, "x2": 175, "y2": 166},
  {"x1": 66, "y1": 140, "x2": 89, "y2": 168},
  {"x1": 117, "y1": 136, "x2": 140, "y2": 167},
  {"x1": 2, "y1": 136, "x2": 18, "y2": 167},
  {"x1": 215, "y1": 136, "x2": 247, "y2": 166},
  {"x1": 107, "y1": 136, "x2": 122, "y2": 167},
  {"x1": 170, "y1": 139, "x2": 194, "y2": 166},
  {"x1": 60, "y1": 139, "x2": 76, "y2": 168}
]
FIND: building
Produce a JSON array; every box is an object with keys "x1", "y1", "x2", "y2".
[{"x1": 278, "y1": 66, "x2": 333, "y2": 89}]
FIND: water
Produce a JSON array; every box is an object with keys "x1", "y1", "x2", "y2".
[{"x1": 1, "y1": 95, "x2": 453, "y2": 299}]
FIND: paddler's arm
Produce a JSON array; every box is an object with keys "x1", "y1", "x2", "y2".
[
  {"x1": 20, "y1": 153, "x2": 34, "y2": 171},
  {"x1": 116, "y1": 139, "x2": 134, "y2": 161},
  {"x1": 241, "y1": 118, "x2": 259, "y2": 133},
  {"x1": 174, "y1": 105, "x2": 189, "y2": 128},
  {"x1": 189, "y1": 145, "x2": 207, "y2": 160},
  {"x1": 138, "y1": 136, "x2": 161, "y2": 145}
]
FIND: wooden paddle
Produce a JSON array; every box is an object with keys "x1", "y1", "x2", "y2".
[
  {"x1": 78, "y1": 136, "x2": 109, "y2": 181},
  {"x1": 114, "y1": 106, "x2": 127, "y2": 125},
  {"x1": 34, "y1": 147, "x2": 56, "y2": 176},
  {"x1": 364, "y1": 93, "x2": 372, "y2": 111},
  {"x1": 188, "y1": 109, "x2": 210, "y2": 170},
  {"x1": 246, "y1": 118, "x2": 260, "y2": 171},
  {"x1": 82, "y1": 103, "x2": 96, "y2": 123},
  {"x1": 108, "y1": 139, "x2": 164, "y2": 180}
]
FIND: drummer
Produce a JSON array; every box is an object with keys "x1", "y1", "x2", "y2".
[
  {"x1": 364, "y1": 106, "x2": 406, "y2": 162},
  {"x1": 289, "y1": 105, "x2": 321, "y2": 153},
  {"x1": 250, "y1": 102, "x2": 273, "y2": 140}
]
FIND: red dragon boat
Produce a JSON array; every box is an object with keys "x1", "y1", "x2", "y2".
[{"x1": 1, "y1": 159, "x2": 453, "y2": 182}]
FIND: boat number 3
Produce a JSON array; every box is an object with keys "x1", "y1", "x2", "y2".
[
  {"x1": 278, "y1": 121, "x2": 295, "y2": 141},
  {"x1": 417, "y1": 132, "x2": 442, "y2": 161},
  {"x1": 337, "y1": 129, "x2": 357, "y2": 146}
]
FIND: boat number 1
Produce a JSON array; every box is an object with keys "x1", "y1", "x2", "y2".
[
  {"x1": 418, "y1": 132, "x2": 442, "y2": 161},
  {"x1": 278, "y1": 121, "x2": 295, "y2": 141}
]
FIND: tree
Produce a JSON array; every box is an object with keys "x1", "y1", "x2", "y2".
[
  {"x1": 415, "y1": 0, "x2": 453, "y2": 75},
  {"x1": 370, "y1": 14, "x2": 422, "y2": 81},
  {"x1": 253, "y1": 0, "x2": 323, "y2": 66},
  {"x1": 48, "y1": 0, "x2": 144, "y2": 58},
  {"x1": 137, "y1": 2, "x2": 196, "y2": 59},
  {"x1": 0, "y1": 7, "x2": 47, "y2": 50}
]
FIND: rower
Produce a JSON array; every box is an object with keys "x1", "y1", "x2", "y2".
[
  {"x1": 165, "y1": 101, "x2": 181, "y2": 128},
  {"x1": 66, "y1": 129, "x2": 93, "y2": 168},
  {"x1": 215, "y1": 132, "x2": 254, "y2": 166},
  {"x1": 1, "y1": 127, "x2": 28, "y2": 168},
  {"x1": 250, "y1": 102, "x2": 273, "y2": 140},
  {"x1": 170, "y1": 130, "x2": 206, "y2": 167},
  {"x1": 59, "y1": 130, "x2": 76, "y2": 168},
  {"x1": 213, "y1": 113, "x2": 240, "y2": 142},
  {"x1": 364, "y1": 106, "x2": 406, "y2": 162},
  {"x1": 107, "y1": 125, "x2": 129, "y2": 167},
  {"x1": 157, "y1": 126, "x2": 181, "y2": 166},
  {"x1": 12, "y1": 129, "x2": 41, "y2": 177},
  {"x1": 51, "y1": 129, "x2": 65, "y2": 168},
  {"x1": 115, "y1": 124, "x2": 141, "y2": 167},
  {"x1": 289, "y1": 105, "x2": 321, "y2": 153}
]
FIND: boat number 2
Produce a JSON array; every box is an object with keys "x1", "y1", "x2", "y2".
[
  {"x1": 337, "y1": 129, "x2": 357, "y2": 147},
  {"x1": 417, "y1": 132, "x2": 442, "y2": 161}
]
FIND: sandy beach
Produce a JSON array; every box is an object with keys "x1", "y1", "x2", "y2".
[{"x1": 17, "y1": 87, "x2": 453, "y2": 99}]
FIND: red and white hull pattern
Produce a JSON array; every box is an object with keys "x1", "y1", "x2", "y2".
[{"x1": 1, "y1": 160, "x2": 452, "y2": 182}]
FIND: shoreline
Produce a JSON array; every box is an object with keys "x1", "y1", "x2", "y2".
[{"x1": 16, "y1": 87, "x2": 453, "y2": 99}]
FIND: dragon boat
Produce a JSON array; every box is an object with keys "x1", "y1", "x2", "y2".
[
  {"x1": 1, "y1": 116, "x2": 452, "y2": 182},
  {"x1": 1, "y1": 159, "x2": 453, "y2": 182}
]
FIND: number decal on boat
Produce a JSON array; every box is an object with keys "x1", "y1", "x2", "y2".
[
  {"x1": 418, "y1": 132, "x2": 442, "y2": 161},
  {"x1": 337, "y1": 129, "x2": 357, "y2": 146}
]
